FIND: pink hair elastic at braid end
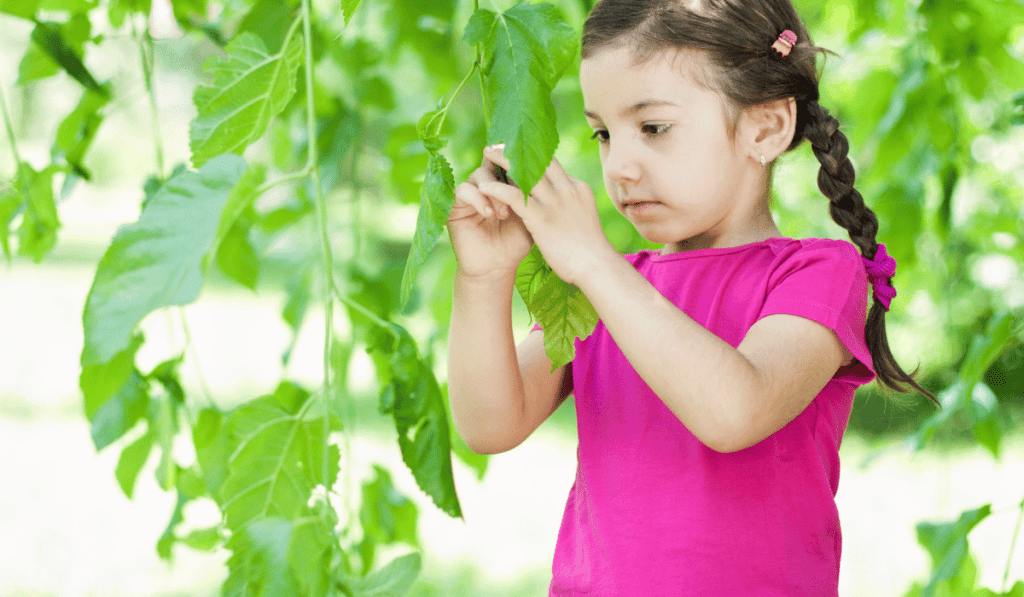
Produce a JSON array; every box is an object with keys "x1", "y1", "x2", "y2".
[
  {"x1": 772, "y1": 30, "x2": 797, "y2": 58},
  {"x1": 862, "y1": 243, "x2": 898, "y2": 311}
]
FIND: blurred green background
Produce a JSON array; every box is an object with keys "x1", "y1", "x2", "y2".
[{"x1": 1, "y1": 0, "x2": 1023, "y2": 595}]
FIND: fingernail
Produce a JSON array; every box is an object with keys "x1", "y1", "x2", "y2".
[{"x1": 487, "y1": 143, "x2": 505, "y2": 152}]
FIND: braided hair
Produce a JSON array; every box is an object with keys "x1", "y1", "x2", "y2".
[{"x1": 582, "y1": 0, "x2": 938, "y2": 405}]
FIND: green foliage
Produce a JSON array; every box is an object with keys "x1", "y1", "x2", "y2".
[
  {"x1": 516, "y1": 245, "x2": 599, "y2": 370},
  {"x1": 80, "y1": 154, "x2": 251, "y2": 367},
  {"x1": 190, "y1": 26, "x2": 304, "y2": 167}
]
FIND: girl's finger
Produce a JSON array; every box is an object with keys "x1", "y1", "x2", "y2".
[
  {"x1": 453, "y1": 182, "x2": 496, "y2": 218},
  {"x1": 479, "y1": 181, "x2": 527, "y2": 218}
]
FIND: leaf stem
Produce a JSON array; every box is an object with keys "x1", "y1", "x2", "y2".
[
  {"x1": 435, "y1": 63, "x2": 478, "y2": 134},
  {"x1": 1002, "y1": 495, "x2": 1024, "y2": 593},
  {"x1": 255, "y1": 167, "x2": 312, "y2": 195},
  {"x1": 177, "y1": 307, "x2": 217, "y2": 409},
  {"x1": 300, "y1": 0, "x2": 341, "y2": 527},
  {"x1": 135, "y1": 17, "x2": 165, "y2": 179},
  {"x1": 473, "y1": 0, "x2": 491, "y2": 130},
  {"x1": 0, "y1": 75, "x2": 23, "y2": 170},
  {"x1": 332, "y1": 281, "x2": 392, "y2": 331}
]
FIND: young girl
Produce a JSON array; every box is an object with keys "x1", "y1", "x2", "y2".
[{"x1": 446, "y1": 0, "x2": 935, "y2": 594}]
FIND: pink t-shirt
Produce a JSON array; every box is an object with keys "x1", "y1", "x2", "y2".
[{"x1": 538, "y1": 237, "x2": 875, "y2": 596}]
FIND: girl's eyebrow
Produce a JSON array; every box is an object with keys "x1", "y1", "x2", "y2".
[{"x1": 584, "y1": 99, "x2": 679, "y2": 120}]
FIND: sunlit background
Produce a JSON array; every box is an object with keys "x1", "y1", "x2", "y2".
[{"x1": 2, "y1": 0, "x2": 1024, "y2": 595}]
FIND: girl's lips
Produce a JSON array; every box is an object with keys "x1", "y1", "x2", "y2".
[{"x1": 624, "y1": 200, "x2": 660, "y2": 210}]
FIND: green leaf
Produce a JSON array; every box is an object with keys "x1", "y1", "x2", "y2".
[
  {"x1": 16, "y1": 162, "x2": 61, "y2": 263},
  {"x1": 80, "y1": 154, "x2": 248, "y2": 368},
  {"x1": 960, "y1": 312, "x2": 1019, "y2": 393},
  {"x1": 471, "y1": 3, "x2": 577, "y2": 199},
  {"x1": 1, "y1": 182, "x2": 23, "y2": 261},
  {"x1": 206, "y1": 162, "x2": 264, "y2": 270},
  {"x1": 193, "y1": 408, "x2": 231, "y2": 498},
  {"x1": 115, "y1": 429, "x2": 154, "y2": 498},
  {"x1": 107, "y1": 0, "x2": 151, "y2": 27},
  {"x1": 52, "y1": 87, "x2": 109, "y2": 180},
  {"x1": 236, "y1": 0, "x2": 296, "y2": 53},
  {"x1": 1012, "y1": 92, "x2": 1024, "y2": 126},
  {"x1": 148, "y1": 356, "x2": 186, "y2": 403},
  {"x1": 0, "y1": 0, "x2": 41, "y2": 19},
  {"x1": 216, "y1": 222, "x2": 259, "y2": 290},
  {"x1": 151, "y1": 395, "x2": 179, "y2": 491},
  {"x1": 341, "y1": 0, "x2": 363, "y2": 25},
  {"x1": 189, "y1": 29, "x2": 303, "y2": 167},
  {"x1": 28, "y1": 18, "x2": 105, "y2": 95},
  {"x1": 358, "y1": 464, "x2": 419, "y2": 571},
  {"x1": 915, "y1": 505, "x2": 991, "y2": 597},
  {"x1": 515, "y1": 244, "x2": 551, "y2": 308},
  {"x1": 219, "y1": 395, "x2": 339, "y2": 530},
  {"x1": 223, "y1": 517, "x2": 302, "y2": 597},
  {"x1": 89, "y1": 369, "x2": 149, "y2": 450},
  {"x1": 288, "y1": 505, "x2": 336, "y2": 597},
  {"x1": 461, "y1": 8, "x2": 497, "y2": 47},
  {"x1": 516, "y1": 245, "x2": 598, "y2": 371},
  {"x1": 157, "y1": 491, "x2": 187, "y2": 560},
  {"x1": 180, "y1": 526, "x2": 223, "y2": 552},
  {"x1": 80, "y1": 333, "x2": 144, "y2": 419},
  {"x1": 399, "y1": 150, "x2": 455, "y2": 308},
  {"x1": 365, "y1": 325, "x2": 461, "y2": 518},
  {"x1": 392, "y1": 363, "x2": 461, "y2": 519},
  {"x1": 349, "y1": 552, "x2": 421, "y2": 597}
]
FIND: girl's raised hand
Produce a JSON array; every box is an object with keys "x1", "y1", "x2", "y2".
[
  {"x1": 447, "y1": 147, "x2": 534, "y2": 280},
  {"x1": 478, "y1": 145, "x2": 615, "y2": 286}
]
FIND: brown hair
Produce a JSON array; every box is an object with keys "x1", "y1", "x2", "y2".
[{"x1": 582, "y1": 0, "x2": 938, "y2": 407}]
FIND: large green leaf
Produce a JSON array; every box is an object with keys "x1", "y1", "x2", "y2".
[
  {"x1": 80, "y1": 154, "x2": 249, "y2": 368},
  {"x1": 52, "y1": 87, "x2": 109, "y2": 180},
  {"x1": 399, "y1": 150, "x2": 455, "y2": 308},
  {"x1": 358, "y1": 464, "x2": 419, "y2": 573},
  {"x1": 89, "y1": 369, "x2": 148, "y2": 450},
  {"x1": 219, "y1": 393, "x2": 339, "y2": 530},
  {"x1": 115, "y1": 429, "x2": 154, "y2": 498},
  {"x1": 223, "y1": 518, "x2": 302, "y2": 597},
  {"x1": 192, "y1": 407, "x2": 231, "y2": 499},
  {"x1": 365, "y1": 323, "x2": 461, "y2": 518},
  {"x1": 15, "y1": 162, "x2": 61, "y2": 263},
  {"x1": 463, "y1": 2, "x2": 577, "y2": 200},
  {"x1": 344, "y1": 552, "x2": 421, "y2": 597},
  {"x1": 915, "y1": 505, "x2": 991, "y2": 597},
  {"x1": 17, "y1": 14, "x2": 92, "y2": 85},
  {"x1": 27, "y1": 18, "x2": 105, "y2": 94},
  {"x1": 515, "y1": 245, "x2": 598, "y2": 371},
  {"x1": 190, "y1": 29, "x2": 303, "y2": 167}
]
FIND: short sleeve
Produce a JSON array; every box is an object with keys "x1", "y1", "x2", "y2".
[{"x1": 758, "y1": 240, "x2": 875, "y2": 385}]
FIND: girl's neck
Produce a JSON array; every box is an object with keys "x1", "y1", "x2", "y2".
[{"x1": 661, "y1": 208, "x2": 782, "y2": 255}]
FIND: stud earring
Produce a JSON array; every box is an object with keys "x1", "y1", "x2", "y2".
[{"x1": 760, "y1": 155, "x2": 767, "y2": 168}]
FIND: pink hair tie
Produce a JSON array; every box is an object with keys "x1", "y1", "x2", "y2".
[
  {"x1": 862, "y1": 243, "x2": 897, "y2": 311},
  {"x1": 772, "y1": 30, "x2": 797, "y2": 58}
]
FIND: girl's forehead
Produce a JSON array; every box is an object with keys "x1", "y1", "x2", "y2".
[{"x1": 580, "y1": 46, "x2": 708, "y2": 115}]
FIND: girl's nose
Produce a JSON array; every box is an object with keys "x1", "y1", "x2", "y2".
[{"x1": 603, "y1": 140, "x2": 642, "y2": 184}]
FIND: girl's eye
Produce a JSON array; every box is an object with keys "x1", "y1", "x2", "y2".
[
  {"x1": 589, "y1": 124, "x2": 670, "y2": 144},
  {"x1": 643, "y1": 124, "x2": 671, "y2": 138}
]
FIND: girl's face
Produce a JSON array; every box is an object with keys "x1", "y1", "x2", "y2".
[{"x1": 579, "y1": 45, "x2": 772, "y2": 253}]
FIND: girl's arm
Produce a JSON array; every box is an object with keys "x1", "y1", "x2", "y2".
[
  {"x1": 575, "y1": 248, "x2": 851, "y2": 453},
  {"x1": 448, "y1": 269, "x2": 572, "y2": 455}
]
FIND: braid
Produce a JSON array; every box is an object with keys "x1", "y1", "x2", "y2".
[{"x1": 803, "y1": 101, "x2": 939, "y2": 407}]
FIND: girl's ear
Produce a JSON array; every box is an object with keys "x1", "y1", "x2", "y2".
[{"x1": 738, "y1": 97, "x2": 797, "y2": 166}]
